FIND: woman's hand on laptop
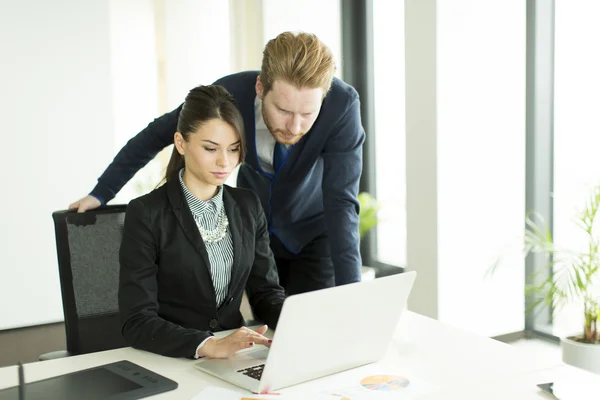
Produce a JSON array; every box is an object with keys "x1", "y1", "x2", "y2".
[{"x1": 197, "y1": 325, "x2": 272, "y2": 359}]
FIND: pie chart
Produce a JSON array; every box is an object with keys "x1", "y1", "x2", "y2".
[{"x1": 360, "y1": 375, "x2": 410, "y2": 391}]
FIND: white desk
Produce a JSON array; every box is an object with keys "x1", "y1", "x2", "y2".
[
  {"x1": 0, "y1": 311, "x2": 591, "y2": 399},
  {"x1": 456, "y1": 363, "x2": 600, "y2": 399}
]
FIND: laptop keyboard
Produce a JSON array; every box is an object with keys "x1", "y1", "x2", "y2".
[{"x1": 237, "y1": 364, "x2": 265, "y2": 381}]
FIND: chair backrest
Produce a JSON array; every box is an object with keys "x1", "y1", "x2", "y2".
[{"x1": 52, "y1": 205, "x2": 128, "y2": 355}]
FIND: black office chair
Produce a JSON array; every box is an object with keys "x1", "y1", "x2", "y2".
[{"x1": 40, "y1": 205, "x2": 129, "y2": 360}]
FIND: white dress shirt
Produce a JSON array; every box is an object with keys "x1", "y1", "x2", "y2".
[
  {"x1": 255, "y1": 96, "x2": 276, "y2": 174},
  {"x1": 255, "y1": 96, "x2": 291, "y2": 174}
]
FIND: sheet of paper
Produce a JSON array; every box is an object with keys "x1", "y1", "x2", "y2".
[
  {"x1": 190, "y1": 386, "x2": 343, "y2": 400},
  {"x1": 308, "y1": 364, "x2": 440, "y2": 400},
  {"x1": 191, "y1": 363, "x2": 440, "y2": 400},
  {"x1": 552, "y1": 379, "x2": 600, "y2": 400}
]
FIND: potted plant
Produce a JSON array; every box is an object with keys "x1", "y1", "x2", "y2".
[
  {"x1": 517, "y1": 185, "x2": 600, "y2": 374},
  {"x1": 358, "y1": 192, "x2": 380, "y2": 280}
]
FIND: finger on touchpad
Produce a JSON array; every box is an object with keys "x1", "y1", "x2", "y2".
[{"x1": 248, "y1": 349, "x2": 269, "y2": 359}]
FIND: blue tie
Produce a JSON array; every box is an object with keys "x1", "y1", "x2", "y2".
[{"x1": 273, "y1": 143, "x2": 290, "y2": 172}]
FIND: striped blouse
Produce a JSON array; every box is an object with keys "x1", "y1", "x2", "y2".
[{"x1": 179, "y1": 169, "x2": 234, "y2": 307}]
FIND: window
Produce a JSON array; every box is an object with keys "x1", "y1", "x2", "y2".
[
  {"x1": 373, "y1": 0, "x2": 407, "y2": 267},
  {"x1": 552, "y1": 0, "x2": 600, "y2": 338},
  {"x1": 435, "y1": 0, "x2": 526, "y2": 336}
]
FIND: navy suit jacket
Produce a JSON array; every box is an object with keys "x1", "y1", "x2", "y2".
[{"x1": 92, "y1": 71, "x2": 365, "y2": 285}]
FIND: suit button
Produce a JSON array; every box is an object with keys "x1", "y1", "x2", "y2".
[{"x1": 209, "y1": 319, "x2": 219, "y2": 330}]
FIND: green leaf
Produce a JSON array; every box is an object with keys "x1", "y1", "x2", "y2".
[
  {"x1": 493, "y1": 184, "x2": 600, "y2": 326},
  {"x1": 358, "y1": 192, "x2": 380, "y2": 239},
  {"x1": 573, "y1": 265, "x2": 586, "y2": 291}
]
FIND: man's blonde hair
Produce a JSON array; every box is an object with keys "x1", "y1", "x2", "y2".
[{"x1": 260, "y1": 32, "x2": 336, "y2": 97}]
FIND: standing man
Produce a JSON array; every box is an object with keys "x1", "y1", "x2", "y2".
[{"x1": 69, "y1": 32, "x2": 365, "y2": 294}]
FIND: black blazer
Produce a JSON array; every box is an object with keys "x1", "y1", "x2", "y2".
[{"x1": 118, "y1": 179, "x2": 285, "y2": 358}]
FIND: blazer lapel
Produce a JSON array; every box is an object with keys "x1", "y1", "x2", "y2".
[
  {"x1": 166, "y1": 179, "x2": 216, "y2": 300},
  {"x1": 223, "y1": 187, "x2": 245, "y2": 299}
]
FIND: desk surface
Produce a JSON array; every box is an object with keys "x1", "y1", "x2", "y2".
[{"x1": 0, "y1": 311, "x2": 591, "y2": 399}]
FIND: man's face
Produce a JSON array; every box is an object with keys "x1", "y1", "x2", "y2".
[{"x1": 256, "y1": 77, "x2": 324, "y2": 145}]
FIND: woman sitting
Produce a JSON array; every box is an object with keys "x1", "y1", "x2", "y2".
[{"x1": 118, "y1": 85, "x2": 285, "y2": 359}]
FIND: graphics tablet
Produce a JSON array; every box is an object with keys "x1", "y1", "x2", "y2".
[{"x1": 0, "y1": 360, "x2": 178, "y2": 400}]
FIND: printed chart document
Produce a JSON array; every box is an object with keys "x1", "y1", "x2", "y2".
[
  {"x1": 191, "y1": 386, "x2": 341, "y2": 400},
  {"x1": 289, "y1": 364, "x2": 440, "y2": 400},
  {"x1": 191, "y1": 365, "x2": 439, "y2": 399}
]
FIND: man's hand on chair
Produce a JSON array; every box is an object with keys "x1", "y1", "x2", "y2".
[{"x1": 69, "y1": 195, "x2": 101, "y2": 213}]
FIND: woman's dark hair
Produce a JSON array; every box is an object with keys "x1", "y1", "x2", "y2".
[{"x1": 165, "y1": 85, "x2": 246, "y2": 182}]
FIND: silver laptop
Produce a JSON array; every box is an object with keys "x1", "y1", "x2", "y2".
[{"x1": 194, "y1": 271, "x2": 417, "y2": 393}]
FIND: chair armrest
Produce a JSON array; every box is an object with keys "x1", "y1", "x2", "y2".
[{"x1": 39, "y1": 350, "x2": 72, "y2": 361}]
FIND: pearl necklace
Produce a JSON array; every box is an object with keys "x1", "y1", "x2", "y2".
[{"x1": 195, "y1": 206, "x2": 229, "y2": 243}]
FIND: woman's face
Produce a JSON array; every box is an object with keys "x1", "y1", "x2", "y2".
[{"x1": 174, "y1": 118, "x2": 241, "y2": 188}]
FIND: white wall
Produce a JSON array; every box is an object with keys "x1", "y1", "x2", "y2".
[
  {"x1": 553, "y1": 0, "x2": 600, "y2": 338},
  {"x1": 262, "y1": 0, "x2": 342, "y2": 78},
  {"x1": 404, "y1": 0, "x2": 439, "y2": 318},
  {"x1": 229, "y1": 0, "x2": 264, "y2": 72},
  {"x1": 109, "y1": 0, "x2": 161, "y2": 204},
  {"x1": 405, "y1": 0, "x2": 526, "y2": 336},
  {"x1": 0, "y1": 0, "x2": 116, "y2": 329},
  {"x1": 160, "y1": 0, "x2": 232, "y2": 110},
  {"x1": 111, "y1": 0, "x2": 233, "y2": 199},
  {"x1": 436, "y1": 0, "x2": 525, "y2": 336},
  {"x1": 0, "y1": 1, "x2": 237, "y2": 330},
  {"x1": 374, "y1": 0, "x2": 408, "y2": 268}
]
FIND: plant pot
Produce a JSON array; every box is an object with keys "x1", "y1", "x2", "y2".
[{"x1": 561, "y1": 336, "x2": 600, "y2": 375}]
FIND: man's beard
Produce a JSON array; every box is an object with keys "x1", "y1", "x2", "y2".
[{"x1": 262, "y1": 109, "x2": 304, "y2": 144}]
